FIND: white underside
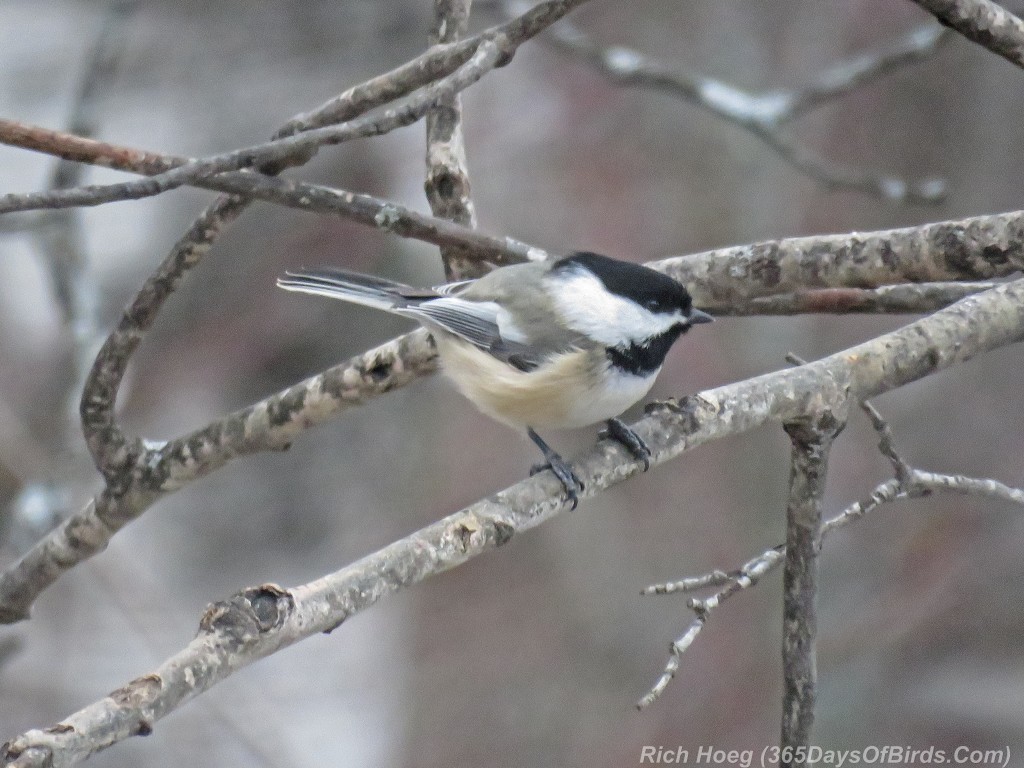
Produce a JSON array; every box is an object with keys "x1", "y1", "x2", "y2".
[
  {"x1": 436, "y1": 334, "x2": 658, "y2": 431},
  {"x1": 559, "y1": 367, "x2": 658, "y2": 428}
]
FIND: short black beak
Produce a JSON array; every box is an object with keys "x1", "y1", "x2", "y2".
[{"x1": 687, "y1": 308, "x2": 714, "y2": 325}]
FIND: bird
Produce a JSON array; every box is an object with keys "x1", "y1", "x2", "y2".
[{"x1": 277, "y1": 251, "x2": 712, "y2": 508}]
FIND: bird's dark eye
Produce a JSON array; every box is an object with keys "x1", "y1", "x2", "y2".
[{"x1": 644, "y1": 299, "x2": 660, "y2": 311}]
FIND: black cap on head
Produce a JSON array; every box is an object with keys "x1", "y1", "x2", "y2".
[{"x1": 554, "y1": 251, "x2": 695, "y2": 316}]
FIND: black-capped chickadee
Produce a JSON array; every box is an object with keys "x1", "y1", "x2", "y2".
[{"x1": 277, "y1": 252, "x2": 712, "y2": 507}]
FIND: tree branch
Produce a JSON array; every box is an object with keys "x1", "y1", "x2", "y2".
[
  {"x1": 2, "y1": 211, "x2": 1024, "y2": 622},
  {"x1": 4, "y1": 279, "x2": 1024, "y2": 765},
  {"x1": 910, "y1": 0, "x2": 1024, "y2": 70},
  {"x1": 780, "y1": 410, "x2": 843, "y2": 764},
  {"x1": 497, "y1": 0, "x2": 948, "y2": 202},
  {"x1": 5, "y1": 114, "x2": 1024, "y2": 297},
  {"x1": 425, "y1": 0, "x2": 482, "y2": 281},
  {"x1": 660, "y1": 210, "x2": 1024, "y2": 307},
  {"x1": 636, "y1": 362, "x2": 1024, "y2": 708},
  {"x1": 0, "y1": 36, "x2": 505, "y2": 214}
]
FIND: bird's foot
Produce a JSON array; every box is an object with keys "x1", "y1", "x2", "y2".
[
  {"x1": 601, "y1": 417, "x2": 652, "y2": 471},
  {"x1": 527, "y1": 428, "x2": 584, "y2": 510}
]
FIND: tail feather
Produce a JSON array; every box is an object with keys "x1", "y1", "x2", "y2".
[{"x1": 276, "y1": 266, "x2": 438, "y2": 313}]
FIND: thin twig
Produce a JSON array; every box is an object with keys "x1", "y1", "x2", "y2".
[
  {"x1": 4, "y1": 118, "x2": 1024, "y2": 302},
  {"x1": 0, "y1": 120, "x2": 544, "y2": 266},
  {"x1": 0, "y1": 38, "x2": 505, "y2": 215},
  {"x1": 637, "y1": 547, "x2": 784, "y2": 708},
  {"x1": 637, "y1": 374, "x2": 1024, "y2": 709},
  {"x1": 277, "y1": 0, "x2": 591, "y2": 137},
  {"x1": 496, "y1": 0, "x2": 948, "y2": 202}
]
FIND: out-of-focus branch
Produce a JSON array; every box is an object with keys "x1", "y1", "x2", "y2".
[
  {"x1": 278, "y1": 0, "x2": 592, "y2": 136},
  {"x1": 6, "y1": 0, "x2": 592, "y2": 489},
  {"x1": 738, "y1": 281, "x2": 1002, "y2": 315},
  {"x1": 4, "y1": 116, "x2": 1024, "y2": 297},
  {"x1": 0, "y1": 396, "x2": 49, "y2": 485},
  {"x1": 2, "y1": 0, "x2": 139, "y2": 556},
  {"x1": 780, "y1": 411, "x2": 843, "y2": 763},
  {"x1": 38, "y1": 0, "x2": 136, "y2": 332},
  {"x1": 2, "y1": 213, "x2": 1024, "y2": 622},
  {"x1": 0, "y1": 36, "x2": 505, "y2": 215},
  {"x1": 910, "y1": 0, "x2": 1024, "y2": 70},
  {"x1": 6, "y1": 279, "x2": 1024, "y2": 764},
  {"x1": 425, "y1": 0, "x2": 481, "y2": 281},
  {"x1": 636, "y1": 366, "x2": 1024, "y2": 709},
  {"x1": 0, "y1": 0, "x2": 594, "y2": 217},
  {"x1": 0, "y1": 121, "x2": 545, "y2": 265},
  {"x1": 494, "y1": 0, "x2": 948, "y2": 202}
]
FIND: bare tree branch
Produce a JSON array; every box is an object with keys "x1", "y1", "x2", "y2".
[
  {"x1": 495, "y1": 0, "x2": 949, "y2": 202},
  {"x1": 1, "y1": 37, "x2": 505, "y2": 214},
  {"x1": 739, "y1": 281, "x2": 1002, "y2": 315},
  {"x1": 637, "y1": 364, "x2": 1024, "y2": 709},
  {"x1": 278, "y1": 0, "x2": 591, "y2": 137},
  {"x1": 4, "y1": 278, "x2": 1024, "y2": 765},
  {"x1": 38, "y1": 0, "x2": 136, "y2": 330},
  {"x1": 4, "y1": 115, "x2": 1024, "y2": 296},
  {"x1": 777, "y1": 24, "x2": 951, "y2": 119},
  {"x1": 660, "y1": 210, "x2": 1024, "y2": 307},
  {"x1": 4, "y1": 0, "x2": 591, "y2": 495},
  {"x1": 425, "y1": 0, "x2": 482, "y2": 281},
  {"x1": 0, "y1": 120, "x2": 547, "y2": 266},
  {"x1": 780, "y1": 410, "x2": 843, "y2": 764},
  {"x1": 910, "y1": 0, "x2": 1024, "y2": 70},
  {"x1": 1, "y1": 211, "x2": 1023, "y2": 623},
  {"x1": 2, "y1": 0, "x2": 139, "y2": 557},
  {"x1": 0, "y1": 0, "x2": 594, "y2": 218},
  {"x1": 636, "y1": 545, "x2": 785, "y2": 709}
]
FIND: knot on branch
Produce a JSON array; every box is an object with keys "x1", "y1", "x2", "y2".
[
  {"x1": 644, "y1": 394, "x2": 718, "y2": 436},
  {"x1": 782, "y1": 408, "x2": 846, "y2": 446},
  {"x1": 198, "y1": 583, "x2": 293, "y2": 643}
]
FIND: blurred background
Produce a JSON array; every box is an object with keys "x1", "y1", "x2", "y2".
[{"x1": 2, "y1": 1, "x2": 1024, "y2": 766}]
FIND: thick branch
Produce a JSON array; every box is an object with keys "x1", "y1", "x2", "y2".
[
  {"x1": 4, "y1": 280, "x2": 1024, "y2": 765},
  {"x1": 780, "y1": 412, "x2": 843, "y2": 764},
  {"x1": 7, "y1": 0, "x2": 590, "y2": 483},
  {"x1": 910, "y1": 0, "x2": 1024, "y2": 70},
  {"x1": 660, "y1": 211, "x2": 1024, "y2": 307},
  {"x1": 0, "y1": 330, "x2": 439, "y2": 623},
  {"x1": 2, "y1": 214, "x2": 1024, "y2": 621}
]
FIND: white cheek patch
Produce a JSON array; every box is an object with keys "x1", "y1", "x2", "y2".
[{"x1": 549, "y1": 270, "x2": 682, "y2": 346}]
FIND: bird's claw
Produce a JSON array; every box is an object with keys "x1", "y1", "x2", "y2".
[
  {"x1": 527, "y1": 428, "x2": 584, "y2": 509},
  {"x1": 602, "y1": 417, "x2": 652, "y2": 471},
  {"x1": 531, "y1": 457, "x2": 584, "y2": 509}
]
